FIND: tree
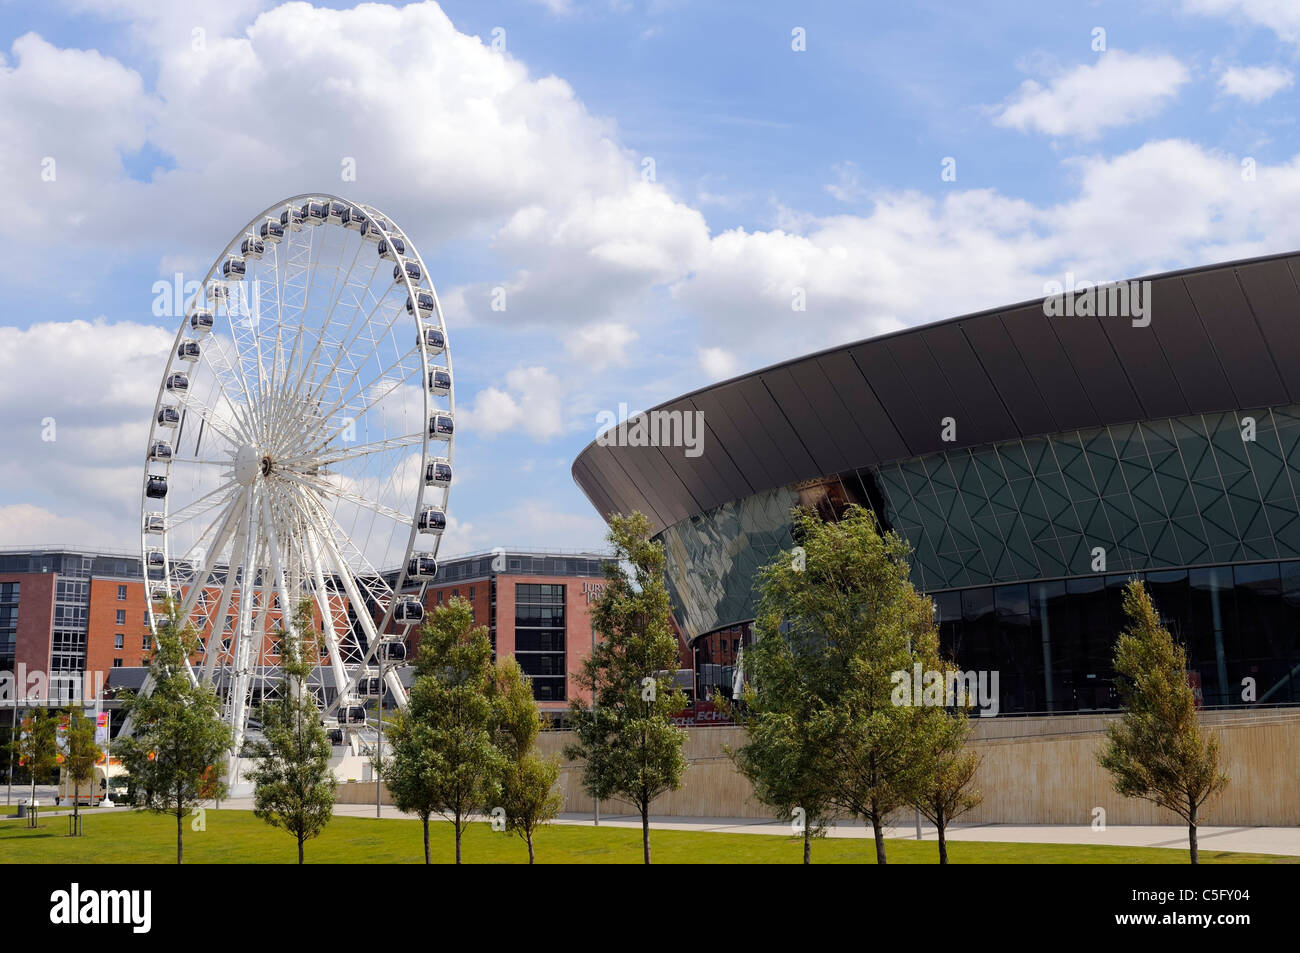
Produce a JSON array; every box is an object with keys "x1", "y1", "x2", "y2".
[
  {"x1": 62, "y1": 708, "x2": 102, "y2": 835},
  {"x1": 1098, "y1": 579, "x2": 1229, "y2": 864},
  {"x1": 726, "y1": 582, "x2": 838, "y2": 862},
  {"x1": 491, "y1": 656, "x2": 562, "y2": 864},
  {"x1": 908, "y1": 694, "x2": 981, "y2": 865},
  {"x1": 13, "y1": 707, "x2": 58, "y2": 827},
  {"x1": 565, "y1": 512, "x2": 687, "y2": 864},
  {"x1": 385, "y1": 596, "x2": 502, "y2": 864},
  {"x1": 114, "y1": 605, "x2": 232, "y2": 864},
  {"x1": 752, "y1": 505, "x2": 939, "y2": 865},
  {"x1": 243, "y1": 600, "x2": 337, "y2": 863}
]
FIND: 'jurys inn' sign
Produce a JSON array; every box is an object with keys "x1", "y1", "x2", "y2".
[{"x1": 581, "y1": 581, "x2": 605, "y2": 605}]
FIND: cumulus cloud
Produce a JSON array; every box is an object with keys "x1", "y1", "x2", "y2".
[
  {"x1": 995, "y1": 51, "x2": 1190, "y2": 139},
  {"x1": 1184, "y1": 0, "x2": 1300, "y2": 44},
  {"x1": 698, "y1": 347, "x2": 738, "y2": 381},
  {"x1": 459, "y1": 366, "x2": 566, "y2": 440},
  {"x1": 1218, "y1": 64, "x2": 1294, "y2": 101},
  {"x1": 564, "y1": 322, "x2": 638, "y2": 370}
]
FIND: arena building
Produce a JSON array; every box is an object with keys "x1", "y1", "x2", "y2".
[{"x1": 572, "y1": 251, "x2": 1300, "y2": 715}]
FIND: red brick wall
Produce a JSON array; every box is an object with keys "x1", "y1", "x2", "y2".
[
  {"x1": 4, "y1": 571, "x2": 54, "y2": 679},
  {"x1": 87, "y1": 577, "x2": 151, "y2": 678}
]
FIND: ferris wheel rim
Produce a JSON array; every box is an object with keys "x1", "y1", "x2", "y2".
[{"x1": 136, "y1": 192, "x2": 454, "y2": 742}]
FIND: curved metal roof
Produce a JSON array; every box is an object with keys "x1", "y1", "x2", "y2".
[{"x1": 572, "y1": 250, "x2": 1300, "y2": 536}]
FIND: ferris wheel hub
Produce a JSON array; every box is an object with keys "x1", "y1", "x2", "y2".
[{"x1": 233, "y1": 444, "x2": 264, "y2": 486}]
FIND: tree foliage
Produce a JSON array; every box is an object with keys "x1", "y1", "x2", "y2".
[
  {"x1": 114, "y1": 604, "x2": 231, "y2": 863},
  {"x1": 243, "y1": 599, "x2": 337, "y2": 863},
  {"x1": 491, "y1": 656, "x2": 562, "y2": 864},
  {"x1": 565, "y1": 512, "x2": 687, "y2": 864},
  {"x1": 61, "y1": 707, "x2": 102, "y2": 834},
  {"x1": 384, "y1": 596, "x2": 503, "y2": 864},
  {"x1": 13, "y1": 707, "x2": 58, "y2": 826},
  {"x1": 1098, "y1": 579, "x2": 1229, "y2": 864},
  {"x1": 744, "y1": 505, "x2": 944, "y2": 864}
]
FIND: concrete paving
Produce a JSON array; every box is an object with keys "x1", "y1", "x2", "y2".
[{"x1": 209, "y1": 796, "x2": 1300, "y2": 857}]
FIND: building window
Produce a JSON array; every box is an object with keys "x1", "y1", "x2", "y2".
[
  {"x1": 144, "y1": 611, "x2": 149, "y2": 625},
  {"x1": 515, "y1": 583, "x2": 566, "y2": 702},
  {"x1": 114, "y1": 634, "x2": 124, "y2": 649},
  {"x1": 112, "y1": 659, "x2": 122, "y2": 668},
  {"x1": 142, "y1": 634, "x2": 151, "y2": 650},
  {"x1": 469, "y1": 586, "x2": 475, "y2": 601},
  {"x1": 115, "y1": 609, "x2": 126, "y2": 626},
  {"x1": 117, "y1": 584, "x2": 127, "y2": 601}
]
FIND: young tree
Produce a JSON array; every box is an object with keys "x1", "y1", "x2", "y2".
[
  {"x1": 726, "y1": 582, "x2": 838, "y2": 862},
  {"x1": 114, "y1": 606, "x2": 232, "y2": 864},
  {"x1": 491, "y1": 656, "x2": 562, "y2": 864},
  {"x1": 908, "y1": 698, "x2": 981, "y2": 865},
  {"x1": 243, "y1": 600, "x2": 337, "y2": 863},
  {"x1": 1098, "y1": 579, "x2": 1229, "y2": 864},
  {"x1": 62, "y1": 708, "x2": 102, "y2": 835},
  {"x1": 385, "y1": 596, "x2": 502, "y2": 864},
  {"x1": 753, "y1": 505, "x2": 938, "y2": 865},
  {"x1": 13, "y1": 707, "x2": 58, "y2": 827},
  {"x1": 565, "y1": 512, "x2": 688, "y2": 865}
]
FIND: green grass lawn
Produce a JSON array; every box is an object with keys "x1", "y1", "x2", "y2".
[{"x1": 0, "y1": 809, "x2": 1292, "y2": 863}]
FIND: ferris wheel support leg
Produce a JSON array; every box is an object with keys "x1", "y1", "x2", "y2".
[
  {"x1": 261, "y1": 490, "x2": 300, "y2": 698},
  {"x1": 175, "y1": 492, "x2": 246, "y2": 685},
  {"x1": 311, "y1": 518, "x2": 401, "y2": 708},
  {"x1": 200, "y1": 506, "x2": 249, "y2": 685},
  {"x1": 300, "y1": 515, "x2": 351, "y2": 698},
  {"x1": 228, "y1": 491, "x2": 260, "y2": 766}
]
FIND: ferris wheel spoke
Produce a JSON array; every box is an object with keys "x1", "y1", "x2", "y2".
[
  {"x1": 164, "y1": 479, "x2": 241, "y2": 529},
  {"x1": 297, "y1": 289, "x2": 401, "y2": 438},
  {"x1": 283, "y1": 432, "x2": 424, "y2": 468},
  {"x1": 282, "y1": 471, "x2": 413, "y2": 527},
  {"x1": 299, "y1": 346, "x2": 423, "y2": 454}
]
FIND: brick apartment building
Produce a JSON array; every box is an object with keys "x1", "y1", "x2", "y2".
[{"x1": 0, "y1": 546, "x2": 616, "y2": 715}]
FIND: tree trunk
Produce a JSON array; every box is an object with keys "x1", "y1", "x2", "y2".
[
  {"x1": 29, "y1": 778, "x2": 36, "y2": 828},
  {"x1": 422, "y1": 815, "x2": 430, "y2": 865},
  {"x1": 641, "y1": 802, "x2": 651, "y2": 865},
  {"x1": 803, "y1": 824, "x2": 811, "y2": 864},
  {"x1": 176, "y1": 806, "x2": 183, "y2": 865},
  {"x1": 455, "y1": 813, "x2": 463, "y2": 865},
  {"x1": 527, "y1": 830, "x2": 535, "y2": 865},
  {"x1": 298, "y1": 833, "x2": 304, "y2": 865},
  {"x1": 937, "y1": 807, "x2": 948, "y2": 865},
  {"x1": 73, "y1": 779, "x2": 80, "y2": 835},
  {"x1": 1188, "y1": 802, "x2": 1199, "y2": 865},
  {"x1": 871, "y1": 810, "x2": 887, "y2": 865}
]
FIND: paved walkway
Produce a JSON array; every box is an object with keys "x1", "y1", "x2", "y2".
[{"x1": 210, "y1": 797, "x2": 1300, "y2": 856}]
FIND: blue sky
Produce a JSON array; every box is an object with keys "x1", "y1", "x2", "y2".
[{"x1": 1, "y1": 0, "x2": 1299, "y2": 557}]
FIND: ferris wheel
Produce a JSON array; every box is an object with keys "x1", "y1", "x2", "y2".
[{"x1": 130, "y1": 194, "x2": 453, "y2": 781}]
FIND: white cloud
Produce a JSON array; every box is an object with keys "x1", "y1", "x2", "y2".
[
  {"x1": 698, "y1": 347, "x2": 738, "y2": 381},
  {"x1": 995, "y1": 51, "x2": 1190, "y2": 139},
  {"x1": 565, "y1": 322, "x2": 638, "y2": 370},
  {"x1": 1184, "y1": 0, "x2": 1300, "y2": 44},
  {"x1": 460, "y1": 366, "x2": 566, "y2": 440},
  {"x1": 1218, "y1": 64, "x2": 1294, "y2": 102},
  {"x1": 826, "y1": 161, "x2": 867, "y2": 203}
]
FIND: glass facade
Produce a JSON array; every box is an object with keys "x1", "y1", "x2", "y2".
[
  {"x1": 514, "y1": 583, "x2": 566, "y2": 702},
  {"x1": 656, "y1": 405, "x2": 1300, "y2": 717},
  {"x1": 877, "y1": 406, "x2": 1300, "y2": 591},
  {"x1": 934, "y1": 562, "x2": 1300, "y2": 713}
]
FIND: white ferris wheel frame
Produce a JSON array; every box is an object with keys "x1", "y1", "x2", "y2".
[{"x1": 129, "y1": 193, "x2": 454, "y2": 760}]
